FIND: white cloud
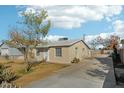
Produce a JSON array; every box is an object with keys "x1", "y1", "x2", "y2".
[
  {"x1": 49, "y1": 16, "x2": 84, "y2": 29},
  {"x1": 18, "y1": 7, "x2": 36, "y2": 17},
  {"x1": 44, "y1": 35, "x2": 67, "y2": 41},
  {"x1": 25, "y1": 7, "x2": 36, "y2": 14},
  {"x1": 18, "y1": 5, "x2": 124, "y2": 47},
  {"x1": 22, "y1": 5, "x2": 122, "y2": 29},
  {"x1": 85, "y1": 32, "x2": 112, "y2": 43},
  {"x1": 108, "y1": 20, "x2": 124, "y2": 39},
  {"x1": 85, "y1": 20, "x2": 124, "y2": 44},
  {"x1": 112, "y1": 20, "x2": 124, "y2": 32}
]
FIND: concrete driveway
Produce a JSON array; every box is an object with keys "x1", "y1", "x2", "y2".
[{"x1": 26, "y1": 55, "x2": 110, "y2": 88}]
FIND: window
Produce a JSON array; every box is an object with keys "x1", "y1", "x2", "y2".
[{"x1": 56, "y1": 48, "x2": 62, "y2": 57}]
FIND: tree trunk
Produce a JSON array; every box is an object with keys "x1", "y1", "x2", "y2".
[{"x1": 24, "y1": 47, "x2": 31, "y2": 72}]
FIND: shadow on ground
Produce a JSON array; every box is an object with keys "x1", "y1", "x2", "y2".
[
  {"x1": 86, "y1": 69, "x2": 107, "y2": 79},
  {"x1": 86, "y1": 57, "x2": 112, "y2": 77},
  {"x1": 96, "y1": 57, "x2": 116, "y2": 88},
  {"x1": 96, "y1": 56, "x2": 124, "y2": 88},
  {"x1": 96, "y1": 57, "x2": 112, "y2": 67}
]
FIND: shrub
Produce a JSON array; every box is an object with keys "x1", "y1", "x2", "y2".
[
  {"x1": 0, "y1": 69, "x2": 16, "y2": 83},
  {"x1": 0, "y1": 81, "x2": 20, "y2": 88},
  {"x1": 0, "y1": 64, "x2": 4, "y2": 83},
  {"x1": 0, "y1": 64, "x2": 17, "y2": 83},
  {"x1": 40, "y1": 59, "x2": 46, "y2": 63},
  {"x1": 71, "y1": 57, "x2": 80, "y2": 63}
]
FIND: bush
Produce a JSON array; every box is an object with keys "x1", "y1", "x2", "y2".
[
  {"x1": 0, "y1": 64, "x2": 4, "y2": 83},
  {"x1": 0, "y1": 69, "x2": 16, "y2": 83},
  {"x1": 40, "y1": 59, "x2": 46, "y2": 63},
  {"x1": 0, "y1": 64, "x2": 17, "y2": 83},
  {"x1": 71, "y1": 57, "x2": 80, "y2": 63},
  {"x1": 0, "y1": 81, "x2": 20, "y2": 88}
]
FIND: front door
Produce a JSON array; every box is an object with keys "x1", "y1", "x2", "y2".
[{"x1": 43, "y1": 49, "x2": 49, "y2": 61}]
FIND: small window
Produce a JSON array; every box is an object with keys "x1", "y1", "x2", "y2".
[{"x1": 56, "y1": 48, "x2": 62, "y2": 57}]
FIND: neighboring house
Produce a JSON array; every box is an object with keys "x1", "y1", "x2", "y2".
[
  {"x1": 35, "y1": 39, "x2": 91, "y2": 64},
  {"x1": 0, "y1": 43, "x2": 24, "y2": 59}
]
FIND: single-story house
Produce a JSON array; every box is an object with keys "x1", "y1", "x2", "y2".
[
  {"x1": 0, "y1": 39, "x2": 92, "y2": 64},
  {"x1": 35, "y1": 39, "x2": 91, "y2": 64},
  {"x1": 0, "y1": 43, "x2": 24, "y2": 59}
]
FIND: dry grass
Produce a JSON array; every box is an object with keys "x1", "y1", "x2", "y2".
[{"x1": 0, "y1": 58, "x2": 69, "y2": 87}]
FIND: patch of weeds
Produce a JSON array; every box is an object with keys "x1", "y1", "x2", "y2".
[
  {"x1": 17, "y1": 69, "x2": 33, "y2": 76},
  {"x1": 62, "y1": 65, "x2": 70, "y2": 68},
  {"x1": 8, "y1": 61, "x2": 14, "y2": 63},
  {"x1": 71, "y1": 57, "x2": 80, "y2": 63}
]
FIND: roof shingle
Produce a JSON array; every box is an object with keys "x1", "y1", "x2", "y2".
[{"x1": 37, "y1": 39, "x2": 90, "y2": 49}]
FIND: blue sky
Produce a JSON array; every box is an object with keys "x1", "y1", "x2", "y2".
[{"x1": 0, "y1": 5, "x2": 124, "y2": 42}]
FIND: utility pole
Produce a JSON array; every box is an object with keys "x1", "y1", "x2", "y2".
[{"x1": 83, "y1": 34, "x2": 85, "y2": 41}]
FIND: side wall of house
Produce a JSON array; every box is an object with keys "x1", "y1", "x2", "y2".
[
  {"x1": 34, "y1": 48, "x2": 45, "y2": 61},
  {"x1": 8, "y1": 55, "x2": 24, "y2": 60},
  {"x1": 49, "y1": 46, "x2": 70, "y2": 64},
  {"x1": 69, "y1": 41, "x2": 91, "y2": 62},
  {"x1": 0, "y1": 48, "x2": 9, "y2": 56}
]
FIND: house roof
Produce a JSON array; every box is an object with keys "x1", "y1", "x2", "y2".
[
  {"x1": 0, "y1": 42, "x2": 4, "y2": 47},
  {"x1": 37, "y1": 39, "x2": 90, "y2": 49},
  {"x1": 8, "y1": 48, "x2": 23, "y2": 56},
  {"x1": 0, "y1": 43, "x2": 9, "y2": 48},
  {"x1": 0, "y1": 43, "x2": 23, "y2": 56}
]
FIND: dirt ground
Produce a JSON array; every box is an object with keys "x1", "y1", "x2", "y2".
[{"x1": 0, "y1": 58, "x2": 69, "y2": 87}]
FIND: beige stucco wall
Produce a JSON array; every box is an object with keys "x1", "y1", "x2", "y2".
[
  {"x1": 9, "y1": 55, "x2": 24, "y2": 60},
  {"x1": 34, "y1": 48, "x2": 47, "y2": 61},
  {"x1": 35, "y1": 41, "x2": 91, "y2": 63},
  {"x1": 68, "y1": 41, "x2": 91, "y2": 62},
  {"x1": 48, "y1": 46, "x2": 70, "y2": 64},
  {"x1": 48, "y1": 41, "x2": 91, "y2": 64},
  {"x1": 0, "y1": 48, "x2": 9, "y2": 56}
]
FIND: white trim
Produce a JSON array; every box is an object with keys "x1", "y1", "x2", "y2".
[
  {"x1": 43, "y1": 49, "x2": 49, "y2": 61},
  {"x1": 47, "y1": 49, "x2": 49, "y2": 61}
]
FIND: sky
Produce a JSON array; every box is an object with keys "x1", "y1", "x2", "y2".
[{"x1": 0, "y1": 5, "x2": 124, "y2": 43}]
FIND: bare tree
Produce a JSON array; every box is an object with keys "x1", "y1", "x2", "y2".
[
  {"x1": 89, "y1": 39, "x2": 98, "y2": 50},
  {"x1": 6, "y1": 9, "x2": 51, "y2": 72},
  {"x1": 89, "y1": 35, "x2": 120, "y2": 50},
  {"x1": 109, "y1": 35, "x2": 120, "y2": 49}
]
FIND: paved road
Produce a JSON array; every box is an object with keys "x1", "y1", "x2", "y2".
[
  {"x1": 96, "y1": 56, "x2": 116, "y2": 88},
  {"x1": 101, "y1": 56, "x2": 124, "y2": 88},
  {"x1": 26, "y1": 55, "x2": 111, "y2": 88}
]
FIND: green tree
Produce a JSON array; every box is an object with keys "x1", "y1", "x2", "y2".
[{"x1": 6, "y1": 9, "x2": 51, "y2": 72}]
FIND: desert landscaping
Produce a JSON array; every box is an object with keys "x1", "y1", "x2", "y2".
[{"x1": 0, "y1": 58, "x2": 69, "y2": 87}]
